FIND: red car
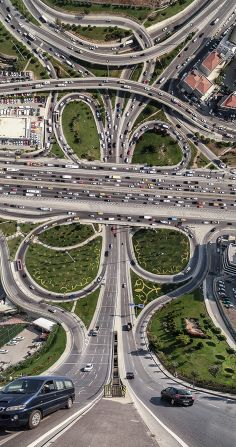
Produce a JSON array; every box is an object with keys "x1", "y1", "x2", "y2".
[{"x1": 161, "y1": 387, "x2": 194, "y2": 406}]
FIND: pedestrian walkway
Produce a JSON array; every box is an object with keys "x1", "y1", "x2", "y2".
[{"x1": 35, "y1": 231, "x2": 99, "y2": 251}]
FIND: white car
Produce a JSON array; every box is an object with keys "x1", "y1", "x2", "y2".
[
  {"x1": 0, "y1": 349, "x2": 8, "y2": 354},
  {"x1": 83, "y1": 363, "x2": 93, "y2": 372},
  {"x1": 12, "y1": 336, "x2": 24, "y2": 341},
  {"x1": 7, "y1": 341, "x2": 19, "y2": 346}
]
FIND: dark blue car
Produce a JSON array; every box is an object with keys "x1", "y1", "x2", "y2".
[{"x1": 0, "y1": 375, "x2": 75, "y2": 429}]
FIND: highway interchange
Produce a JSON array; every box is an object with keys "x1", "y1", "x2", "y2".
[{"x1": 0, "y1": 0, "x2": 236, "y2": 447}]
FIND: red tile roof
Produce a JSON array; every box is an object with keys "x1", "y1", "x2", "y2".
[
  {"x1": 202, "y1": 51, "x2": 222, "y2": 72},
  {"x1": 183, "y1": 71, "x2": 213, "y2": 95},
  {"x1": 221, "y1": 94, "x2": 236, "y2": 109}
]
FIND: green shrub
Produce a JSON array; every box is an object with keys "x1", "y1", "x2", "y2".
[
  {"x1": 226, "y1": 347, "x2": 235, "y2": 355},
  {"x1": 212, "y1": 327, "x2": 221, "y2": 334},
  {"x1": 217, "y1": 334, "x2": 227, "y2": 341},
  {"x1": 225, "y1": 367, "x2": 234, "y2": 374},
  {"x1": 206, "y1": 341, "x2": 216, "y2": 347}
]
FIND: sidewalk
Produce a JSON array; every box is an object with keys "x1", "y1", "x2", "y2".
[
  {"x1": 47, "y1": 396, "x2": 159, "y2": 447},
  {"x1": 35, "y1": 231, "x2": 99, "y2": 251}
]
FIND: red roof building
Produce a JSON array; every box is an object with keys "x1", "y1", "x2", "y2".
[
  {"x1": 182, "y1": 70, "x2": 213, "y2": 98},
  {"x1": 220, "y1": 93, "x2": 236, "y2": 109},
  {"x1": 201, "y1": 51, "x2": 222, "y2": 76}
]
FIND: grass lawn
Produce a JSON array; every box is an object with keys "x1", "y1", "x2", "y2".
[
  {"x1": 63, "y1": 24, "x2": 129, "y2": 42},
  {"x1": 132, "y1": 130, "x2": 182, "y2": 166},
  {"x1": 0, "y1": 220, "x2": 17, "y2": 237},
  {"x1": 42, "y1": 0, "x2": 150, "y2": 22},
  {"x1": 134, "y1": 103, "x2": 167, "y2": 128},
  {"x1": 7, "y1": 236, "x2": 23, "y2": 260},
  {"x1": 75, "y1": 288, "x2": 100, "y2": 328},
  {"x1": 38, "y1": 223, "x2": 94, "y2": 247},
  {"x1": 0, "y1": 22, "x2": 48, "y2": 79},
  {"x1": 145, "y1": 0, "x2": 195, "y2": 27},
  {"x1": 133, "y1": 229, "x2": 189, "y2": 275},
  {"x1": 62, "y1": 101, "x2": 100, "y2": 161},
  {"x1": 1, "y1": 325, "x2": 66, "y2": 384},
  {"x1": 148, "y1": 289, "x2": 236, "y2": 392},
  {"x1": 49, "y1": 301, "x2": 74, "y2": 312},
  {"x1": 130, "y1": 64, "x2": 143, "y2": 82},
  {"x1": 20, "y1": 223, "x2": 39, "y2": 236},
  {"x1": 50, "y1": 140, "x2": 66, "y2": 158},
  {"x1": 187, "y1": 141, "x2": 209, "y2": 169},
  {"x1": 49, "y1": 287, "x2": 100, "y2": 328},
  {"x1": 25, "y1": 237, "x2": 102, "y2": 293},
  {"x1": 0, "y1": 324, "x2": 27, "y2": 348},
  {"x1": 131, "y1": 271, "x2": 180, "y2": 314},
  {"x1": 80, "y1": 59, "x2": 122, "y2": 77}
]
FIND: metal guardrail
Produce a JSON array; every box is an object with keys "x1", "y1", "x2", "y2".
[{"x1": 103, "y1": 331, "x2": 126, "y2": 397}]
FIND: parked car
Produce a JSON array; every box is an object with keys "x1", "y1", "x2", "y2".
[
  {"x1": 0, "y1": 375, "x2": 75, "y2": 429},
  {"x1": 0, "y1": 349, "x2": 8, "y2": 354},
  {"x1": 161, "y1": 387, "x2": 194, "y2": 406}
]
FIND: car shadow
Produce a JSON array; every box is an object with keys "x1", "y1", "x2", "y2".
[
  {"x1": 129, "y1": 348, "x2": 149, "y2": 356},
  {"x1": 150, "y1": 396, "x2": 172, "y2": 407}
]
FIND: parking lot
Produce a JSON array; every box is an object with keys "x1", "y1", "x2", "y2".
[{"x1": 0, "y1": 326, "x2": 45, "y2": 371}]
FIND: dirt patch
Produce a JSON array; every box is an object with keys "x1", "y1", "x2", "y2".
[{"x1": 185, "y1": 318, "x2": 205, "y2": 338}]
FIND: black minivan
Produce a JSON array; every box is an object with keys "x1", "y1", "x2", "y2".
[{"x1": 0, "y1": 375, "x2": 75, "y2": 429}]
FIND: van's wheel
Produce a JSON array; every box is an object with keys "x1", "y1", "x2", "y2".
[
  {"x1": 28, "y1": 410, "x2": 42, "y2": 429},
  {"x1": 170, "y1": 398, "x2": 175, "y2": 406},
  {"x1": 65, "y1": 397, "x2": 73, "y2": 409}
]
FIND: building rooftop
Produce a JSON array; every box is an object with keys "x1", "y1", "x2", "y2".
[
  {"x1": 0, "y1": 117, "x2": 27, "y2": 139},
  {"x1": 221, "y1": 93, "x2": 236, "y2": 109},
  {"x1": 183, "y1": 70, "x2": 213, "y2": 95},
  {"x1": 202, "y1": 51, "x2": 222, "y2": 72}
]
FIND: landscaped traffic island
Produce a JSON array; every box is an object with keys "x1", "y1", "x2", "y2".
[
  {"x1": 38, "y1": 222, "x2": 95, "y2": 247},
  {"x1": 148, "y1": 289, "x2": 236, "y2": 393},
  {"x1": 132, "y1": 228, "x2": 190, "y2": 274},
  {"x1": 50, "y1": 288, "x2": 100, "y2": 328},
  {"x1": 25, "y1": 236, "x2": 102, "y2": 293},
  {"x1": 132, "y1": 130, "x2": 182, "y2": 166},
  {"x1": 62, "y1": 100, "x2": 100, "y2": 160}
]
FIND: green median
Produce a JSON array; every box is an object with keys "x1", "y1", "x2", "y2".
[
  {"x1": 132, "y1": 129, "x2": 182, "y2": 166},
  {"x1": 25, "y1": 237, "x2": 102, "y2": 293},
  {"x1": 62, "y1": 100, "x2": 100, "y2": 161},
  {"x1": 132, "y1": 228, "x2": 189, "y2": 275}
]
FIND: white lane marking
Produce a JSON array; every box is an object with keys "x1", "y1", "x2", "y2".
[
  {"x1": 25, "y1": 399, "x2": 99, "y2": 447},
  {"x1": 208, "y1": 403, "x2": 220, "y2": 409},
  {"x1": 0, "y1": 432, "x2": 21, "y2": 446},
  {"x1": 129, "y1": 387, "x2": 190, "y2": 447}
]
